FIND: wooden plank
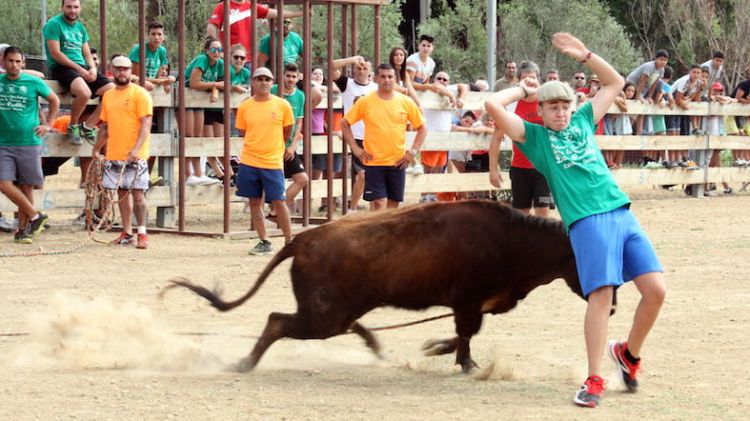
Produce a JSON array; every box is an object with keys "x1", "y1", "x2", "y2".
[
  {"x1": 404, "y1": 172, "x2": 502, "y2": 193},
  {"x1": 595, "y1": 135, "x2": 708, "y2": 150},
  {"x1": 44, "y1": 80, "x2": 173, "y2": 107},
  {"x1": 41, "y1": 133, "x2": 173, "y2": 157}
]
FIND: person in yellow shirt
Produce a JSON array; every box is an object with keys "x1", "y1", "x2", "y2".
[
  {"x1": 91, "y1": 56, "x2": 153, "y2": 249},
  {"x1": 235, "y1": 67, "x2": 294, "y2": 255},
  {"x1": 341, "y1": 63, "x2": 427, "y2": 210}
]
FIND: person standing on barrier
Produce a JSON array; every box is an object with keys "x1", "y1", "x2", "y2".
[
  {"x1": 486, "y1": 33, "x2": 666, "y2": 408},
  {"x1": 489, "y1": 61, "x2": 552, "y2": 217},
  {"x1": 342, "y1": 64, "x2": 427, "y2": 211},
  {"x1": 43, "y1": 0, "x2": 114, "y2": 145},
  {"x1": 0, "y1": 46, "x2": 59, "y2": 244},
  {"x1": 92, "y1": 56, "x2": 153, "y2": 249},
  {"x1": 235, "y1": 67, "x2": 294, "y2": 255}
]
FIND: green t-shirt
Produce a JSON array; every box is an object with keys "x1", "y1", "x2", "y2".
[
  {"x1": 43, "y1": 14, "x2": 90, "y2": 70},
  {"x1": 230, "y1": 66, "x2": 251, "y2": 86},
  {"x1": 184, "y1": 54, "x2": 224, "y2": 87},
  {"x1": 129, "y1": 44, "x2": 169, "y2": 79},
  {"x1": 259, "y1": 32, "x2": 304, "y2": 66},
  {"x1": 271, "y1": 84, "x2": 305, "y2": 146},
  {"x1": 0, "y1": 74, "x2": 53, "y2": 146},
  {"x1": 518, "y1": 102, "x2": 631, "y2": 231}
]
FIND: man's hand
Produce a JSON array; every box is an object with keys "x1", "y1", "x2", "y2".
[
  {"x1": 352, "y1": 145, "x2": 372, "y2": 162},
  {"x1": 232, "y1": 85, "x2": 248, "y2": 94},
  {"x1": 489, "y1": 170, "x2": 503, "y2": 189},
  {"x1": 34, "y1": 124, "x2": 53, "y2": 137},
  {"x1": 551, "y1": 32, "x2": 589, "y2": 62},
  {"x1": 519, "y1": 76, "x2": 539, "y2": 97},
  {"x1": 284, "y1": 146, "x2": 295, "y2": 161},
  {"x1": 127, "y1": 149, "x2": 139, "y2": 163},
  {"x1": 396, "y1": 150, "x2": 416, "y2": 169},
  {"x1": 92, "y1": 150, "x2": 101, "y2": 160}
]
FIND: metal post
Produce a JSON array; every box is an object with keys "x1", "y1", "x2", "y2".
[
  {"x1": 99, "y1": 0, "x2": 107, "y2": 68},
  {"x1": 276, "y1": 0, "x2": 285, "y2": 79},
  {"x1": 177, "y1": 0, "x2": 186, "y2": 231},
  {"x1": 222, "y1": 0, "x2": 232, "y2": 233},
  {"x1": 351, "y1": 5, "x2": 358, "y2": 55},
  {"x1": 138, "y1": 0, "x2": 146, "y2": 86},
  {"x1": 41, "y1": 0, "x2": 47, "y2": 59},
  {"x1": 250, "y1": 0, "x2": 258, "y2": 71},
  {"x1": 341, "y1": 5, "x2": 348, "y2": 58},
  {"x1": 340, "y1": 4, "x2": 349, "y2": 215},
  {"x1": 326, "y1": 2, "x2": 335, "y2": 220},
  {"x1": 486, "y1": 0, "x2": 497, "y2": 88},
  {"x1": 302, "y1": 0, "x2": 312, "y2": 226},
  {"x1": 373, "y1": 5, "x2": 381, "y2": 66}
]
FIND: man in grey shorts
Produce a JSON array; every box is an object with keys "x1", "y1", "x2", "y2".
[
  {"x1": 92, "y1": 56, "x2": 153, "y2": 249},
  {"x1": 0, "y1": 46, "x2": 60, "y2": 244}
]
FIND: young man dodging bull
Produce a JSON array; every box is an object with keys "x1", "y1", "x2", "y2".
[{"x1": 485, "y1": 32, "x2": 666, "y2": 408}]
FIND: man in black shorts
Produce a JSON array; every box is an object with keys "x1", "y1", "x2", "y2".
[
  {"x1": 43, "y1": 0, "x2": 114, "y2": 145},
  {"x1": 489, "y1": 61, "x2": 552, "y2": 216}
]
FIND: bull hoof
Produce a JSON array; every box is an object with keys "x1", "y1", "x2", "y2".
[
  {"x1": 230, "y1": 357, "x2": 255, "y2": 373},
  {"x1": 421, "y1": 338, "x2": 458, "y2": 357},
  {"x1": 460, "y1": 359, "x2": 479, "y2": 374}
]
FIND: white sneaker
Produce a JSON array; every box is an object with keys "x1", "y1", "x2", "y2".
[
  {"x1": 185, "y1": 175, "x2": 202, "y2": 186},
  {"x1": 199, "y1": 175, "x2": 221, "y2": 185},
  {"x1": 405, "y1": 166, "x2": 415, "y2": 175},
  {"x1": 0, "y1": 216, "x2": 18, "y2": 232},
  {"x1": 412, "y1": 163, "x2": 425, "y2": 175}
]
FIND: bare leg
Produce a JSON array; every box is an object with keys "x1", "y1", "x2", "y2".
[
  {"x1": 286, "y1": 172, "x2": 308, "y2": 210},
  {"x1": 386, "y1": 199, "x2": 399, "y2": 209},
  {"x1": 117, "y1": 189, "x2": 133, "y2": 235},
  {"x1": 370, "y1": 198, "x2": 387, "y2": 211},
  {"x1": 350, "y1": 170, "x2": 365, "y2": 210},
  {"x1": 249, "y1": 198, "x2": 267, "y2": 240},
  {"x1": 0, "y1": 181, "x2": 36, "y2": 228},
  {"x1": 626, "y1": 272, "x2": 666, "y2": 357},
  {"x1": 68, "y1": 78, "x2": 91, "y2": 124},
  {"x1": 584, "y1": 286, "x2": 614, "y2": 376},
  {"x1": 271, "y1": 199, "x2": 293, "y2": 243},
  {"x1": 132, "y1": 190, "x2": 147, "y2": 229}
]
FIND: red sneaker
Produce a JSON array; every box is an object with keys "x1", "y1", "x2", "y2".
[
  {"x1": 111, "y1": 232, "x2": 134, "y2": 246},
  {"x1": 574, "y1": 375, "x2": 607, "y2": 408},
  {"x1": 136, "y1": 233, "x2": 148, "y2": 249},
  {"x1": 609, "y1": 340, "x2": 641, "y2": 392}
]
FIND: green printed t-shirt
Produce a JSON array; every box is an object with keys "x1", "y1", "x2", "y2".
[
  {"x1": 43, "y1": 14, "x2": 90, "y2": 70},
  {"x1": 271, "y1": 84, "x2": 304, "y2": 146},
  {"x1": 129, "y1": 44, "x2": 169, "y2": 79},
  {"x1": 259, "y1": 32, "x2": 304, "y2": 66},
  {"x1": 517, "y1": 102, "x2": 631, "y2": 231},
  {"x1": 0, "y1": 74, "x2": 53, "y2": 146},
  {"x1": 184, "y1": 54, "x2": 224, "y2": 87},
  {"x1": 230, "y1": 66, "x2": 250, "y2": 86}
]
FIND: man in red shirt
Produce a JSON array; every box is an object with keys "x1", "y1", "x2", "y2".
[
  {"x1": 488, "y1": 61, "x2": 552, "y2": 217},
  {"x1": 206, "y1": 0, "x2": 302, "y2": 66}
]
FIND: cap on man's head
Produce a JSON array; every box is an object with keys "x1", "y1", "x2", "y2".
[
  {"x1": 253, "y1": 67, "x2": 274, "y2": 80},
  {"x1": 283, "y1": 18, "x2": 292, "y2": 24},
  {"x1": 537, "y1": 81, "x2": 575, "y2": 103},
  {"x1": 111, "y1": 56, "x2": 132, "y2": 68},
  {"x1": 588, "y1": 74, "x2": 600, "y2": 82},
  {"x1": 711, "y1": 82, "x2": 724, "y2": 91}
]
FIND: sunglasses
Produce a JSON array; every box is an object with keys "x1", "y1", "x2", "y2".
[
  {"x1": 435, "y1": 77, "x2": 449, "y2": 82},
  {"x1": 574, "y1": 76, "x2": 586, "y2": 80},
  {"x1": 233, "y1": 55, "x2": 246, "y2": 60},
  {"x1": 208, "y1": 47, "x2": 223, "y2": 53}
]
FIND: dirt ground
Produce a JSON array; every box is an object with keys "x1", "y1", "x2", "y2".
[{"x1": 1, "y1": 170, "x2": 749, "y2": 420}]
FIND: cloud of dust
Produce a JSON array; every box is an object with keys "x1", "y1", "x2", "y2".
[{"x1": 9, "y1": 292, "x2": 225, "y2": 372}]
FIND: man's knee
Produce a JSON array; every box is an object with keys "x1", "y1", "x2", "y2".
[
  {"x1": 95, "y1": 83, "x2": 115, "y2": 97},
  {"x1": 588, "y1": 286, "x2": 614, "y2": 305},
  {"x1": 70, "y1": 79, "x2": 92, "y2": 99},
  {"x1": 293, "y1": 172, "x2": 308, "y2": 186}
]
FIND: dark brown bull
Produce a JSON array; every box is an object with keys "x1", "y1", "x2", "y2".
[{"x1": 166, "y1": 200, "x2": 592, "y2": 373}]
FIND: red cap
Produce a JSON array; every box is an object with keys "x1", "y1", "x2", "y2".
[{"x1": 711, "y1": 82, "x2": 724, "y2": 91}]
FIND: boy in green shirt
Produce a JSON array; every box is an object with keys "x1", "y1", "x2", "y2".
[
  {"x1": 129, "y1": 21, "x2": 175, "y2": 92},
  {"x1": 486, "y1": 33, "x2": 666, "y2": 408}
]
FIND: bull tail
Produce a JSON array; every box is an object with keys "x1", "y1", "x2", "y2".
[{"x1": 162, "y1": 242, "x2": 296, "y2": 312}]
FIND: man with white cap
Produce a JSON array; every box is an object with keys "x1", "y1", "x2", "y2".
[
  {"x1": 92, "y1": 56, "x2": 153, "y2": 249},
  {"x1": 235, "y1": 67, "x2": 295, "y2": 255},
  {"x1": 485, "y1": 33, "x2": 666, "y2": 408}
]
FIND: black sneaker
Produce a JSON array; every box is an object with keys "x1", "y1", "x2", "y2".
[
  {"x1": 249, "y1": 239, "x2": 273, "y2": 255},
  {"x1": 27, "y1": 213, "x2": 49, "y2": 236},
  {"x1": 80, "y1": 123, "x2": 98, "y2": 145},
  {"x1": 14, "y1": 230, "x2": 33, "y2": 244}
]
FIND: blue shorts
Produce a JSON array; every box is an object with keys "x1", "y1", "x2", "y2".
[
  {"x1": 363, "y1": 165, "x2": 406, "y2": 202},
  {"x1": 569, "y1": 206, "x2": 663, "y2": 298},
  {"x1": 235, "y1": 164, "x2": 286, "y2": 201}
]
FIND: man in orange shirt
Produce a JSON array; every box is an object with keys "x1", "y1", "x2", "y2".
[
  {"x1": 235, "y1": 67, "x2": 294, "y2": 255},
  {"x1": 91, "y1": 56, "x2": 153, "y2": 249},
  {"x1": 341, "y1": 64, "x2": 427, "y2": 211}
]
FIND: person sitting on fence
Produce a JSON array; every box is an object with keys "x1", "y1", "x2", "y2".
[
  {"x1": 235, "y1": 67, "x2": 295, "y2": 255},
  {"x1": 626, "y1": 50, "x2": 669, "y2": 135},
  {"x1": 129, "y1": 21, "x2": 175, "y2": 92},
  {"x1": 0, "y1": 46, "x2": 59, "y2": 244},
  {"x1": 91, "y1": 56, "x2": 153, "y2": 249},
  {"x1": 268, "y1": 63, "x2": 308, "y2": 217},
  {"x1": 489, "y1": 60, "x2": 552, "y2": 216},
  {"x1": 184, "y1": 37, "x2": 224, "y2": 186},
  {"x1": 43, "y1": 0, "x2": 114, "y2": 146},
  {"x1": 257, "y1": 18, "x2": 304, "y2": 68},
  {"x1": 341, "y1": 64, "x2": 427, "y2": 211},
  {"x1": 486, "y1": 32, "x2": 666, "y2": 408}
]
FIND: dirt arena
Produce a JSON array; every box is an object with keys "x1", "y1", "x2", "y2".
[{"x1": 1, "y1": 177, "x2": 749, "y2": 420}]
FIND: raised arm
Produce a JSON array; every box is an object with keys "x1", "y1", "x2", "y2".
[
  {"x1": 551, "y1": 33, "x2": 624, "y2": 123},
  {"x1": 484, "y1": 83, "x2": 530, "y2": 143},
  {"x1": 331, "y1": 55, "x2": 365, "y2": 80}
]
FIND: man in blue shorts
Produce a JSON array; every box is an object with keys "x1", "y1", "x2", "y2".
[
  {"x1": 0, "y1": 46, "x2": 60, "y2": 244},
  {"x1": 235, "y1": 67, "x2": 294, "y2": 255},
  {"x1": 486, "y1": 33, "x2": 666, "y2": 408}
]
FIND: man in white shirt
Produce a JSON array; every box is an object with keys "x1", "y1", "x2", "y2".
[{"x1": 406, "y1": 34, "x2": 436, "y2": 90}]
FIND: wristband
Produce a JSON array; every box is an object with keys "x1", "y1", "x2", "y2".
[{"x1": 580, "y1": 51, "x2": 593, "y2": 64}]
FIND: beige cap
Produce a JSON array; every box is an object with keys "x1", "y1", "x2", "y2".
[
  {"x1": 111, "y1": 56, "x2": 132, "y2": 68},
  {"x1": 252, "y1": 67, "x2": 274, "y2": 80},
  {"x1": 537, "y1": 80, "x2": 575, "y2": 103}
]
